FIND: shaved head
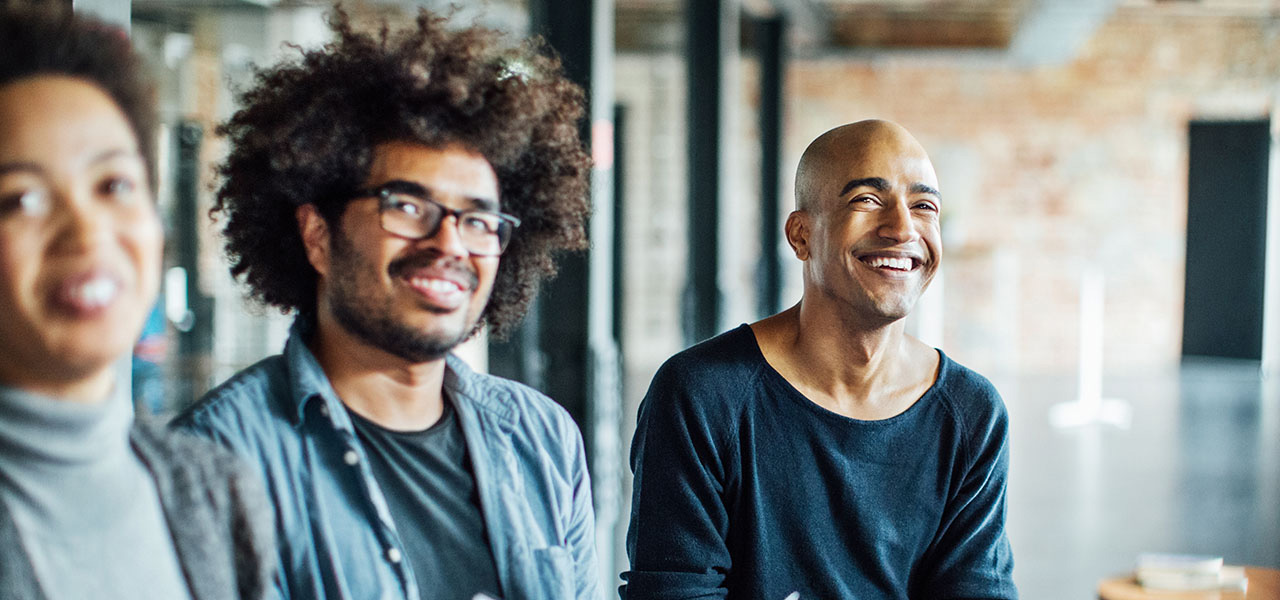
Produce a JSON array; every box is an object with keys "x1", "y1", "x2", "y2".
[
  {"x1": 795, "y1": 120, "x2": 937, "y2": 213},
  {"x1": 783, "y1": 119, "x2": 942, "y2": 323}
]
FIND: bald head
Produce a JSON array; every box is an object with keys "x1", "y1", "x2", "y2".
[{"x1": 795, "y1": 120, "x2": 938, "y2": 213}]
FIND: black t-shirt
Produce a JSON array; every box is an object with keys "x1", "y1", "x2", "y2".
[
  {"x1": 622, "y1": 324, "x2": 1017, "y2": 600},
  {"x1": 348, "y1": 399, "x2": 502, "y2": 600}
]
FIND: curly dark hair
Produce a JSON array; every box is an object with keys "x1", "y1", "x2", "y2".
[
  {"x1": 0, "y1": 2, "x2": 157, "y2": 182},
  {"x1": 215, "y1": 8, "x2": 591, "y2": 337}
]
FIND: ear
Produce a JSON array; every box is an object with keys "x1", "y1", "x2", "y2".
[
  {"x1": 296, "y1": 204, "x2": 331, "y2": 278},
  {"x1": 784, "y1": 210, "x2": 810, "y2": 261}
]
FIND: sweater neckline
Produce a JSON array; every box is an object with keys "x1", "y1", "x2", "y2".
[
  {"x1": 0, "y1": 382, "x2": 139, "y2": 523},
  {"x1": 736, "y1": 323, "x2": 947, "y2": 426}
]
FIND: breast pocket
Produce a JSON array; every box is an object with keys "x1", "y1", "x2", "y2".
[{"x1": 531, "y1": 545, "x2": 574, "y2": 600}]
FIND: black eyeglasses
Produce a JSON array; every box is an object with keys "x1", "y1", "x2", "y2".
[{"x1": 353, "y1": 184, "x2": 521, "y2": 256}]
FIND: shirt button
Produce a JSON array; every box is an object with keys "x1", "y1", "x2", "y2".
[
  {"x1": 318, "y1": 404, "x2": 329, "y2": 417},
  {"x1": 343, "y1": 450, "x2": 359, "y2": 466},
  {"x1": 386, "y1": 547, "x2": 402, "y2": 564}
]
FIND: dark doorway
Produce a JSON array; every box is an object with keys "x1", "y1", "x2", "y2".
[{"x1": 1182, "y1": 119, "x2": 1270, "y2": 361}]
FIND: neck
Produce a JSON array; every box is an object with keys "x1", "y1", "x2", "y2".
[
  {"x1": 793, "y1": 299, "x2": 909, "y2": 398},
  {"x1": 0, "y1": 364, "x2": 118, "y2": 405},
  {"x1": 311, "y1": 308, "x2": 447, "y2": 432},
  {"x1": 753, "y1": 299, "x2": 935, "y2": 420}
]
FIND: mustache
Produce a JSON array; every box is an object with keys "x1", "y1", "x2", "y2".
[{"x1": 387, "y1": 252, "x2": 480, "y2": 289}]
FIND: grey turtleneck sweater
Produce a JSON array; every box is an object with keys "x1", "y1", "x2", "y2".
[{"x1": 0, "y1": 384, "x2": 191, "y2": 600}]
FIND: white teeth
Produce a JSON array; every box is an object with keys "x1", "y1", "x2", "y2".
[
  {"x1": 864, "y1": 256, "x2": 913, "y2": 270},
  {"x1": 74, "y1": 277, "x2": 118, "y2": 307},
  {"x1": 410, "y1": 277, "x2": 462, "y2": 293}
]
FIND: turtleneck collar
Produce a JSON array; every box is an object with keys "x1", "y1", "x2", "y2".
[{"x1": 0, "y1": 382, "x2": 138, "y2": 524}]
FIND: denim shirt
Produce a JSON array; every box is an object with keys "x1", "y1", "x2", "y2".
[{"x1": 172, "y1": 320, "x2": 599, "y2": 600}]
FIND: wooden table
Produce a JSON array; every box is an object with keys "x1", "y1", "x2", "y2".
[{"x1": 1098, "y1": 566, "x2": 1280, "y2": 599}]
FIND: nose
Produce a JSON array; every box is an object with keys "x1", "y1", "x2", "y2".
[
  {"x1": 877, "y1": 200, "x2": 920, "y2": 244},
  {"x1": 419, "y1": 213, "x2": 470, "y2": 258},
  {"x1": 50, "y1": 188, "x2": 112, "y2": 254}
]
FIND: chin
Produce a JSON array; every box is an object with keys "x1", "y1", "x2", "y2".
[
  {"x1": 869, "y1": 299, "x2": 919, "y2": 322},
  {"x1": 44, "y1": 344, "x2": 127, "y2": 384}
]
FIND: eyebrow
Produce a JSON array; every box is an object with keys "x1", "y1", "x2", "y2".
[
  {"x1": 0, "y1": 149, "x2": 140, "y2": 177},
  {"x1": 838, "y1": 177, "x2": 889, "y2": 197},
  {"x1": 0, "y1": 162, "x2": 43, "y2": 177},
  {"x1": 375, "y1": 178, "x2": 500, "y2": 211},
  {"x1": 911, "y1": 182, "x2": 941, "y2": 198},
  {"x1": 837, "y1": 177, "x2": 941, "y2": 200},
  {"x1": 88, "y1": 148, "x2": 140, "y2": 166}
]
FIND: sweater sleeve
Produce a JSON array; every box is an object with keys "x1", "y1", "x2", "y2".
[
  {"x1": 620, "y1": 358, "x2": 736, "y2": 600},
  {"x1": 225, "y1": 454, "x2": 281, "y2": 600},
  {"x1": 914, "y1": 380, "x2": 1018, "y2": 600}
]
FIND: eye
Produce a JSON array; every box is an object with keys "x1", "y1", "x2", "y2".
[
  {"x1": 850, "y1": 195, "x2": 879, "y2": 208},
  {"x1": 911, "y1": 198, "x2": 942, "y2": 212},
  {"x1": 460, "y1": 212, "x2": 501, "y2": 235},
  {"x1": 99, "y1": 176, "x2": 139, "y2": 203},
  {"x1": 0, "y1": 188, "x2": 51, "y2": 218},
  {"x1": 385, "y1": 194, "x2": 425, "y2": 217}
]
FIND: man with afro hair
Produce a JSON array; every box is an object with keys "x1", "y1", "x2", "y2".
[{"x1": 172, "y1": 8, "x2": 598, "y2": 600}]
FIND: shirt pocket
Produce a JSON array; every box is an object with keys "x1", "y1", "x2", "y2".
[{"x1": 531, "y1": 545, "x2": 574, "y2": 600}]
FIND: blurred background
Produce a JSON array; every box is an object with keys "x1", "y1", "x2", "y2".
[{"x1": 66, "y1": 0, "x2": 1280, "y2": 596}]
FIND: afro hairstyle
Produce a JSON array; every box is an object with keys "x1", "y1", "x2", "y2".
[{"x1": 214, "y1": 7, "x2": 591, "y2": 338}]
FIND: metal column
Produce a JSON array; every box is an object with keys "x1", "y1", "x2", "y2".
[
  {"x1": 172, "y1": 122, "x2": 215, "y2": 404},
  {"x1": 498, "y1": 0, "x2": 622, "y2": 587},
  {"x1": 685, "y1": 0, "x2": 737, "y2": 344},
  {"x1": 754, "y1": 16, "x2": 786, "y2": 318}
]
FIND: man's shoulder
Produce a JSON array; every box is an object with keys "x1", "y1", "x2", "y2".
[
  {"x1": 463, "y1": 366, "x2": 562, "y2": 414},
  {"x1": 651, "y1": 325, "x2": 764, "y2": 391},
  {"x1": 936, "y1": 353, "x2": 1001, "y2": 402},
  {"x1": 933, "y1": 352, "x2": 1009, "y2": 435},
  {"x1": 637, "y1": 325, "x2": 768, "y2": 430},
  {"x1": 448, "y1": 357, "x2": 580, "y2": 440},
  {"x1": 170, "y1": 354, "x2": 293, "y2": 440}
]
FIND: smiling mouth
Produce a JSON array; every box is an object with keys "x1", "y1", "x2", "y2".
[
  {"x1": 860, "y1": 255, "x2": 919, "y2": 272},
  {"x1": 54, "y1": 271, "x2": 122, "y2": 316},
  {"x1": 408, "y1": 277, "x2": 463, "y2": 294},
  {"x1": 403, "y1": 274, "x2": 468, "y2": 308}
]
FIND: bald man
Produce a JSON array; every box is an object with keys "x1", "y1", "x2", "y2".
[{"x1": 621, "y1": 120, "x2": 1017, "y2": 599}]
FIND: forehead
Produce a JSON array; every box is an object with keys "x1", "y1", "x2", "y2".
[
  {"x1": 0, "y1": 76, "x2": 138, "y2": 165},
  {"x1": 364, "y1": 142, "x2": 500, "y2": 203},
  {"x1": 826, "y1": 135, "x2": 939, "y2": 195}
]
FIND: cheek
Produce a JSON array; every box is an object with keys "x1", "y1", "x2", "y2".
[
  {"x1": 924, "y1": 226, "x2": 942, "y2": 262},
  {"x1": 0, "y1": 230, "x2": 40, "y2": 309},
  {"x1": 475, "y1": 258, "x2": 499, "y2": 293},
  {"x1": 125, "y1": 212, "x2": 165, "y2": 292}
]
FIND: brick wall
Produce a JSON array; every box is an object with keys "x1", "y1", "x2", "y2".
[
  {"x1": 786, "y1": 7, "x2": 1280, "y2": 376},
  {"x1": 618, "y1": 5, "x2": 1280, "y2": 391}
]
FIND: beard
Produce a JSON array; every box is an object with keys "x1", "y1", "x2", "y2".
[{"x1": 326, "y1": 229, "x2": 480, "y2": 363}]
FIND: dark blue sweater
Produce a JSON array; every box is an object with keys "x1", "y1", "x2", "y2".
[{"x1": 622, "y1": 325, "x2": 1017, "y2": 600}]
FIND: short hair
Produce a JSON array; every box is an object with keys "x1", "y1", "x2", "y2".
[
  {"x1": 214, "y1": 8, "x2": 591, "y2": 337},
  {"x1": 0, "y1": 3, "x2": 157, "y2": 181}
]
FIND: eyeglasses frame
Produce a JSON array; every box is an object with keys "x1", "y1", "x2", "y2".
[{"x1": 351, "y1": 184, "x2": 521, "y2": 256}]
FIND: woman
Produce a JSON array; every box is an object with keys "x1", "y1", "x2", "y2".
[{"x1": 0, "y1": 5, "x2": 274, "y2": 599}]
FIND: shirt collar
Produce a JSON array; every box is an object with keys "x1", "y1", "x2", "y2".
[
  {"x1": 443, "y1": 354, "x2": 516, "y2": 431},
  {"x1": 282, "y1": 317, "x2": 345, "y2": 428},
  {"x1": 282, "y1": 316, "x2": 517, "y2": 430}
]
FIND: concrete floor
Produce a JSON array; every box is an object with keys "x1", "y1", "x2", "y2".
[{"x1": 1003, "y1": 362, "x2": 1280, "y2": 599}]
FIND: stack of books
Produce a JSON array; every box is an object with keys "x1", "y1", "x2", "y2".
[{"x1": 1136, "y1": 553, "x2": 1248, "y2": 593}]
